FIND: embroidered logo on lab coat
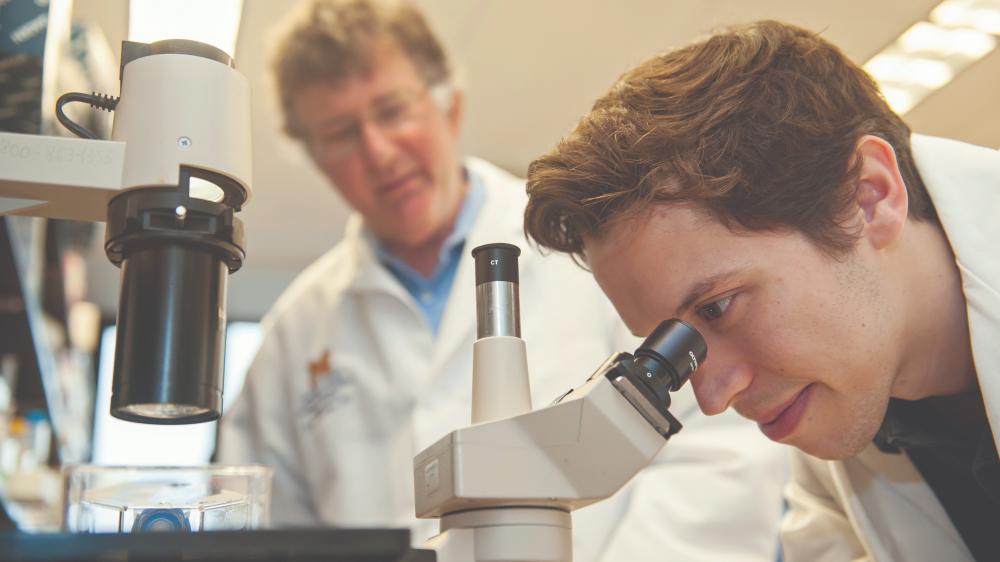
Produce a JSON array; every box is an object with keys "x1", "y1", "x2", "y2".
[
  {"x1": 308, "y1": 350, "x2": 333, "y2": 389},
  {"x1": 300, "y1": 349, "x2": 354, "y2": 425}
]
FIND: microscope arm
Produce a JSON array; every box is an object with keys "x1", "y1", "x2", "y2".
[
  {"x1": 414, "y1": 356, "x2": 666, "y2": 518},
  {"x1": 0, "y1": 132, "x2": 125, "y2": 220}
]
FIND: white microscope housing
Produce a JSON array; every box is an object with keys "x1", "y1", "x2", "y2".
[{"x1": 415, "y1": 243, "x2": 707, "y2": 562}]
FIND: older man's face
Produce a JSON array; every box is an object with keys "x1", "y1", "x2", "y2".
[
  {"x1": 585, "y1": 205, "x2": 905, "y2": 460},
  {"x1": 292, "y1": 39, "x2": 464, "y2": 250}
]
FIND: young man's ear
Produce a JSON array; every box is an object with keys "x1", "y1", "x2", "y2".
[{"x1": 853, "y1": 135, "x2": 909, "y2": 250}]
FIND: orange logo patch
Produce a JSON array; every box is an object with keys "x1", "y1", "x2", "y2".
[{"x1": 308, "y1": 349, "x2": 332, "y2": 390}]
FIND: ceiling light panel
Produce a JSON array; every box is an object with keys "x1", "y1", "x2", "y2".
[{"x1": 864, "y1": 1, "x2": 1000, "y2": 114}]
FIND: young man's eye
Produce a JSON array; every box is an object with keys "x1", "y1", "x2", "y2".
[{"x1": 698, "y1": 295, "x2": 734, "y2": 321}]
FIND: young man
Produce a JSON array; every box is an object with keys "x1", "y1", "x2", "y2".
[
  {"x1": 219, "y1": 2, "x2": 786, "y2": 560},
  {"x1": 524, "y1": 20, "x2": 999, "y2": 562}
]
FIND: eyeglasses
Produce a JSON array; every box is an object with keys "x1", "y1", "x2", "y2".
[{"x1": 307, "y1": 83, "x2": 452, "y2": 163}]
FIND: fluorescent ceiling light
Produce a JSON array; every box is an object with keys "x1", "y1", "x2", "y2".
[
  {"x1": 128, "y1": 0, "x2": 244, "y2": 58},
  {"x1": 879, "y1": 86, "x2": 919, "y2": 114},
  {"x1": 931, "y1": 0, "x2": 1000, "y2": 35},
  {"x1": 864, "y1": 1, "x2": 1000, "y2": 114},
  {"x1": 899, "y1": 21, "x2": 995, "y2": 58},
  {"x1": 865, "y1": 53, "x2": 954, "y2": 88}
]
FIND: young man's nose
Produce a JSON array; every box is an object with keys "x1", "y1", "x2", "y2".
[{"x1": 691, "y1": 355, "x2": 753, "y2": 416}]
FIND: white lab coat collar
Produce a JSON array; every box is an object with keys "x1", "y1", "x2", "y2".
[
  {"x1": 339, "y1": 215, "x2": 403, "y2": 297},
  {"x1": 910, "y1": 134, "x2": 1000, "y2": 449},
  {"x1": 462, "y1": 156, "x2": 531, "y2": 247}
]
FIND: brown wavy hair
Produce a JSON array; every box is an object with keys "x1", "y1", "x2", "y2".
[
  {"x1": 272, "y1": 0, "x2": 451, "y2": 139},
  {"x1": 524, "y1": 20, "x2": 935, "y2": 265}
]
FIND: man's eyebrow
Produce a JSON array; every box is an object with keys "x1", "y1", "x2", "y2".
[
  {"x1": 373, "y1": 90, "x2": 406, "y2": 103},
  {"x1": 315, "y1": 115, "x2": 354, "y2": 131},
  {"x1": 314, "y1": 93, "x2": 406, "y2": 131},
  {"x1": 675, "y1": 269, "x2": 746, "y2": 317}
]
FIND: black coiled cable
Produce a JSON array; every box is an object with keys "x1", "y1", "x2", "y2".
[{"x1": 55, "y1": 92, "x2": 120, "y2": 139}]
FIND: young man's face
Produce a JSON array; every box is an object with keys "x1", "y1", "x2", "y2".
[
  {"x1": 291, "y1": 38, "x2": 464, "y2": 249},
  {"x1": 585, "y1": 205, "x2": 906, "y2": 460}
]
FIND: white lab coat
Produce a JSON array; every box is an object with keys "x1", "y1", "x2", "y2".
[
  {"x1": 781, "y1": 135, "x2": 1000, "y2": 562},
  {"x1": 220, "y1": 157, "x2": 787, "y2": 561}
]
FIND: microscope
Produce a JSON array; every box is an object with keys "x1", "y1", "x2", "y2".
[
  {"x1": 415, "y1": 244, "x2": 707, "y2": 562},
  {"x1": 1, "y1": 33, "x2": 262, "y2": 535},
  {"x1": 0, "y1": 38, "x2": 251, "y2": 424}
]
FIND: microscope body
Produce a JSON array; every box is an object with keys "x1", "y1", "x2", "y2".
[
  {"x1": 415, "y1": 352, "x2": 668, "y2": 518},
  {"x1": 415, "y1": 353, "x2": 668, "y2": 561},
  {"x1": 415, "y1": 244, "x2": 705, "y2": 562}
]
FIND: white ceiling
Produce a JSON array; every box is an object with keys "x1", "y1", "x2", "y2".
[{"x1": 74, "y1": 0, "x2": 1000, "y2": 320}]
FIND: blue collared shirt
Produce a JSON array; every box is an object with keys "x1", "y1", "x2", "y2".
[{"x1": 370, "y1": 168, "x2": 486, "y2": 335}]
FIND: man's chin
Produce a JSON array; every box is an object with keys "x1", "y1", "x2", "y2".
[
  {"x1": 377, "y1": 221, "x2": 443, "y2": 251},
  {"x1": 785, "y1": 432, "x2": 874, "y2": 461}
]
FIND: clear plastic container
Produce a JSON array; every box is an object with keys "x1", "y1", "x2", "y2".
[{"x1": 63, "y1": 465, "x2": 272, "y2": 533}]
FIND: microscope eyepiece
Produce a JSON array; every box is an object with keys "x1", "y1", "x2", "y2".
[
  {"x1": 633, "y1": 319, "x2": 708, "y2": 392},
  {"x1": 601, "y1": 319, "x2": 707, "y2": 439},
  {"x1": 471, "y1": 243, "x2": 520, "y2": 285},
  {"x1": 471, "y1": 243, "x2": 521, "y2": 339}
]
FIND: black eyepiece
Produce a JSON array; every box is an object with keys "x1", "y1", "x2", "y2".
[
  {"x1": 633, "y1": 320, "x2": 707, "y2": 391},
  {"x1": 471, "y1": 243, "x2": 520, "y2": 285},
  {"x1": 471, "y1": 243, "x2": 521, "y2": 338}
]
